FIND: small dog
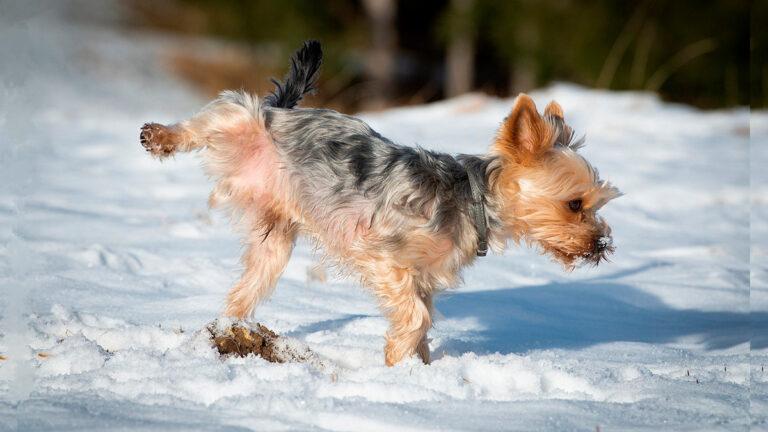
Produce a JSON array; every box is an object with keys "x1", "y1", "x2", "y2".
[{"x1": 140, "y1": 41, "x2": 621, "y2": 366}]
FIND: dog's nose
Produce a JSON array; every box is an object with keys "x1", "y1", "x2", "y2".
[{"x1": 594, "y1": 235, "x2": 613, "y2": 253}]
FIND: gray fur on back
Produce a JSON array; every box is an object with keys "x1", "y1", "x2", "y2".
[{"x1": 263, "y1": 107, "x2": 500, "y2": 246}]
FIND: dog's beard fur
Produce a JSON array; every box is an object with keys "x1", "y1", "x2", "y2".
[{"x1": 141, "y1": 53, "x2": 620, "y2": 365}]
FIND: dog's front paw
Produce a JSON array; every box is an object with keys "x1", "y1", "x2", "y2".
[{"x1": 140, "y1": 123, "x2": 176, "y2": 157}]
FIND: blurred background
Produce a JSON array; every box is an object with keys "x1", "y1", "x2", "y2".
[{"x1": 61, "y1": 0, "x2": 752, "y2": 113}]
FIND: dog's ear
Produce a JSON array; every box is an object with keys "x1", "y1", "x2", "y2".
[
  {"x1": 544, "y1": 100, "x2": 564, "y2": 119},
  {"x1": 495, "y1": 94, "x2": 553, "y2": 165}
]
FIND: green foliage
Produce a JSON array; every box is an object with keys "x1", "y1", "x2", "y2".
[
  {"x1": 465, "y1": 0, "x2": 749, "y2": 107},
  {"x1": 752, "y1": 0, "x2": 767, "y2": 107},
  {"x1": 173, "y1": 0, "x2": 750, "y2": 108},
  {"x1": 176, "y1": 0, "x2": 367, "y2": 85},
  {"x1": 181, "y1": 0, "x2": 346, "y2": 45}
]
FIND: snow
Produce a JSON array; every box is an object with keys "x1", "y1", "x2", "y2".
[
  {"x1": 751, "y1": 108, "x2": 768, "y2": 430},
  {"x1": 0, "y1": 4, "x2": 761, "y2": 431}
]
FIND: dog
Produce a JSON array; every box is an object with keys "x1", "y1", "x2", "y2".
[{"x1": 140, "y1": 40, "x2": 621, "y2": 366}]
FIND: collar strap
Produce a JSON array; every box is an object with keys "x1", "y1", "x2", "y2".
[{"x1": 466, "y1": 169, "x2": 489, "y2": 257}]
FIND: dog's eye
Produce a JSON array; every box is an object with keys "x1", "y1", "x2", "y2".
[{"x1": 568, "y1": 199, "x2": 582, "y2": 212}]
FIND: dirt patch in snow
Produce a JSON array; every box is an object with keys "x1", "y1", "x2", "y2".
[
  {"x1": 208, "y1": 321, "x2": 285, "y2": 362},
  {"x1": 206, "y1": 320, "x2": 328, "y2": 369}
]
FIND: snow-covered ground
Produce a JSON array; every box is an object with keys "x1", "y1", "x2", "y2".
[
  {"x1": 751, "y1": 108, "x2": 768, "y2": 430},
  {"x1": 0, "y1": 4, "x2": 762, "y2": 431}
]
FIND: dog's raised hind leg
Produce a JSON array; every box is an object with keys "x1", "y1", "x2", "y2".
[
  {"x1": 139, "y1": 122, "x2": 186, "y2": 157},
  {"x1": 140, "y1": 92, "x2": 259, "y2": 158}
]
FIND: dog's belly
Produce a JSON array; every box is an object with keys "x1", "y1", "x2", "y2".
[
  {"x1": 297, "y1": 198, "x2": 461, "y2": 290},
  {"x1": 298, "y1": 198, "x2": 375, "y2": 251}
]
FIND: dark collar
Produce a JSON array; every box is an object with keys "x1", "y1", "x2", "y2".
[{"x1": 466, "y1": 168, "x2": 489, "y2": 257}]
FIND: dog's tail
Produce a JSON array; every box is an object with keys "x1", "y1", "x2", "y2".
[{"x1": 263, "y1": 40, "x2": 322, "y2": 109}]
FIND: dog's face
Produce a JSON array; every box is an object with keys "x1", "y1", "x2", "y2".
[{"x1": 492, "y1": 95, "x2": 621, "y2": 268}]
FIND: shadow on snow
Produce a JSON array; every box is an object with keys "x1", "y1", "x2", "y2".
[{"x1": 435, "y1": 278, "x2": 758, "y2": 354}]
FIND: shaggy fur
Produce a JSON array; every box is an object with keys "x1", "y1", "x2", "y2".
[{"x1": 139, "y1": 41, "x2": 621, "y2": 366}]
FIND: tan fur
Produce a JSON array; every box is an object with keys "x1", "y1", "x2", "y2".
[
  {"x1": 544, "y1": 100, "x2": 564, "y2": 118},
  {"x1": 495, "y1": 94, "x2": 556, "y2": 165},
  {"x1": 140, "y1": 92, "x2": 620, "y2": 366},
  {"x1": 491, "y1": 94, "x2": 621, "y2": 269}
]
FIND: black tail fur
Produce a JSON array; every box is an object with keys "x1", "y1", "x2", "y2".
[{"x1": 263, "y1": 40, "x2": 323, "y2": 109}]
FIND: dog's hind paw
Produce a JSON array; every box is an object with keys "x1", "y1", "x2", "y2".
[{"x1": 140, "y1": 123, "x2": 176, "y2": 157}]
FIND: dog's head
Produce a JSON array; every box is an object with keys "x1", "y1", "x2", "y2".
[{"x1": 491, "y1": 94, "x2": 621, "y2": 269}]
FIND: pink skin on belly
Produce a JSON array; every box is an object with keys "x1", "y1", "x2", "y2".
[
  {"x1": 210, "y1": 120, "x2": 291, "y2": 211},
  {"x1": 210, "y1": 118, "x2": 376, "y2": 249}
]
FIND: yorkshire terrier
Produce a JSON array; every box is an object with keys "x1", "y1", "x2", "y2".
[{"x1": 140, "y1": 40, "x2": 621, "y2": 366}]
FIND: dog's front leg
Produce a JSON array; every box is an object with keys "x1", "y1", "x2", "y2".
[{"x1": 375, "y1": 269, "x2": 433, "y2": 366}]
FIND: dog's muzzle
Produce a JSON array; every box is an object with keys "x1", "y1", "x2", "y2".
[{"x1": 583, "y1": 235, "x2": 614, "y2": 265}]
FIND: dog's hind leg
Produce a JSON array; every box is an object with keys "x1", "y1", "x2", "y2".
[
  {"x1": 140, "y1": 122, "x2": 185, "y2": 157},
  {"x1": 140, "y1": 91, "x2": 260, "y2": 159},
  {"x1": 223, "y1": 215, "x2": 297, "y2": 320}
]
